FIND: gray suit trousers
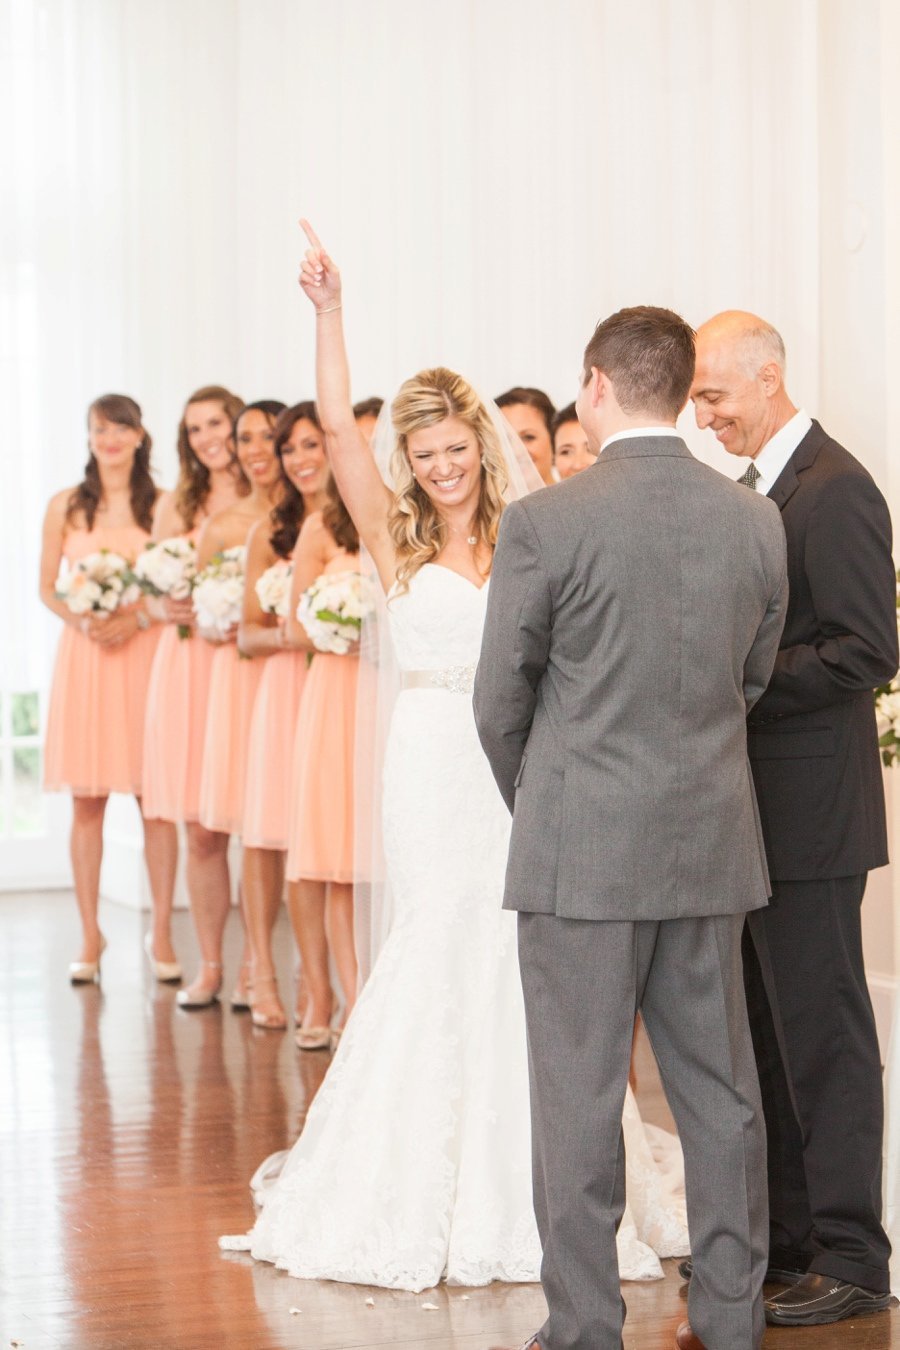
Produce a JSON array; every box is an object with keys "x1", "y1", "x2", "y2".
[{"x1": 518, "y1": 911, "x2": 768, "y2": 1350}]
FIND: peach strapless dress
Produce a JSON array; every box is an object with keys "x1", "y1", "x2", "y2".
[
  {"x1": 198, "y1": 642, "x2": 263, "y2": 836},
  {"x1": 243, "y1": 584, "x2": 308, "y2": 850},
  {"x1": 44, "y1": 523, "x2": 161, "y2": 797},
  {"x1": 141, "y1": 524, "x2": 216, "y2": 824},
  {"x1": 285, "y1": 551, "x2": 360, "y2": 884}
]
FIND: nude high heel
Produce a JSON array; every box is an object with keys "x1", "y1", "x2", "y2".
[
  {"x1": 176, "y1": 960, "x2": 223, "y2": 1009},
  {"x1": 69, "y1": 935, "x2": 107, "y2": 985},
  {"x1": 294, "y1": 990, "x2": 335, "y2": 1050},
  {"x1": 230, "y1": 962, "x2": 252, "y2": 1012},
  {"x1": 294, "y1": 1025, "x2": 332, "y2": 1052},
  {"x1": 248, "y1": 973, "x2": 287, "y2": 1030},
  {"x1": 143, "y1": 932, "x2": 183, "y2": 984}
]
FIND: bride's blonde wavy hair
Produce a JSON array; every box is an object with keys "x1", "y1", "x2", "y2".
[{"x1": 387, "y1": 367, "x2": 510, "y2": 594}]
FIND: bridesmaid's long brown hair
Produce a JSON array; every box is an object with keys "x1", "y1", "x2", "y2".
[
  {"x1": 322, "y1": 473, "x2": 359, "y2": 554},
  {"x1": 269, "y1": 402, "x2": 322, "y2": 559},
  {"x1": 65, "y1": 394, "x2": 157, "y2": 532},
  {"x1": 174, "y1": 385, "x2": 247, "y2": 531}
]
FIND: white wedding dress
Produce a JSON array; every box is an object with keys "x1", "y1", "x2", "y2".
[{"x1": 222, "y1": 564, "x2": 689, "y2": 1290}]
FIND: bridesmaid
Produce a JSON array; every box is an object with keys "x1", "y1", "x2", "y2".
[
  {"x1": 496, "y1": 386, "x2": 558, "y2": 486},
  {"x1": 551, "y1": 401, "x2": 596, "y2": 479},
  {"x1": 142, "y1": 386, "x2": 246, "y2": 986},
  {"x1": 40, "y1": 394, "x2": 167, "y2": 981},
  {"x1": 239, "y1": 403, "x2": 329, "y2": 1029},
  {"x1": 285, "y1": 475, "x2": 361, "y2": 1050},
  {"x1": 185, "y1": 400, "x2": 287, "y2": 1010},
  {"x1": 351, "y1": 396, "x2": 383, "y2": 444}
]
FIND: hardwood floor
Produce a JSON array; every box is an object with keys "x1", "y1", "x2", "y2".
[{"x1": 1, "y1": 891, "x2": 897, "y2": 1349}]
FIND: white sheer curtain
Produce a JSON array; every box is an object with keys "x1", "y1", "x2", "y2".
[
  {"x1": 235, "y1": 0, "x2": 823, "y2": 426},
  {"x1": 0, "y1": 0, "x2": 240, "y2": 690},
  {"x1": 0, "y1": 0, "x2": 897, "y2": 880},
  {"x1": 0, "y1": 0, "x2": 241, "y2": 879}
]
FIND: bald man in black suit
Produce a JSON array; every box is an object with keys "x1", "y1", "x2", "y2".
[{"x1": 689, "y1": 311, "x2": 898, "y2": 1330}]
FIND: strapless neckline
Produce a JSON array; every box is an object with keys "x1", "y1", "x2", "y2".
[
  {"x1": 386, "y1": 563, "x2": 490, "y2": 601},
  {"x1": 421, "y1": 563, "x2": 490, "y2": 594}
]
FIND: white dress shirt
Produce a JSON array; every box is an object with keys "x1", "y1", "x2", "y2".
[{"x1": 747, "y1": 409, "x2": 812, "y2": 495}]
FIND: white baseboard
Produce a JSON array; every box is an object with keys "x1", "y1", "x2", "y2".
[{"x1": 0, "y1": 795, "x2": 72, "y2": 891}]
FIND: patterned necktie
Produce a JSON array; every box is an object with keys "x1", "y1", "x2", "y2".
[{"x1": 738, "y1": 461, "x2": 761, "y2": 490}]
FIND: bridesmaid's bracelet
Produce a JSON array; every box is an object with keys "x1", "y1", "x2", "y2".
[{"x1": 316, "y1": 304, "x2": 342, "y2": 315}]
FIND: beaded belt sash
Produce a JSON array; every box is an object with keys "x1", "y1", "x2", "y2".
[{"x1": 400, "y1": 664, "x2": 477, "y2": 694}]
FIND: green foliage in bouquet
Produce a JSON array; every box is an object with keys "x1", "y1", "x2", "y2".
[{"x1": 874, "y1": 568, "x2": 900, "y2": 767}]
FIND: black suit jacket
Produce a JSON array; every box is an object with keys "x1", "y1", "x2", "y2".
[{"x1": 746, "y1": 421, "x2": 898, "y2": 880}]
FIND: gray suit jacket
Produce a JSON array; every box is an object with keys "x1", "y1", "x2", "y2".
[{"x1": 473, "y1": 434, "x2": 788, "y2": 921}]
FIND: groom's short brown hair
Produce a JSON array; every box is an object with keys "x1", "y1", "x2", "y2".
[{"x1": 582, "y1": 306, "x2": 696, "y2": 420}]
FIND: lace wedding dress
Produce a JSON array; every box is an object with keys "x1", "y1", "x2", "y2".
[{"x1": 221, "y1": 564, "x2": 689, "y2": 1290}]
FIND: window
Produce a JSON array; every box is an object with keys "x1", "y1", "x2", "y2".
[{"x1": 0, "y1": 691, "x2": 44, "y2": 838}]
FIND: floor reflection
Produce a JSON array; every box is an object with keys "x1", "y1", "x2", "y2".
[{"x1": 2, "y1": 895, "x2": 897, "y2": 1350}]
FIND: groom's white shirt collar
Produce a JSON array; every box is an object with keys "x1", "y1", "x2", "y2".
[
  {"x1": 749, "y1": 409, "x2": 812, "y2": 495},
  {"x1": 600, "y1": 426, "x2": 680, "y2": 453}
]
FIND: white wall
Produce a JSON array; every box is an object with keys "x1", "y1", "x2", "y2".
[
  {"x1": 881, "y1": 0, "x2": 900, "y2": 999},
  {"x1": 813, "y1": 0, "x2": 899, "y2": 1048}
]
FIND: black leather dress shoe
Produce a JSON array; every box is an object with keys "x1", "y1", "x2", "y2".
[
  {"x1": 764, "y1": 1271, "x2": 893, "y2": 1325},
  {"x1": 677, "y1": 1256, "x2": 805, "y2": 1285}
]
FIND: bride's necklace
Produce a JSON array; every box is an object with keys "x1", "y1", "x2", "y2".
[{"x1": 447, "y1": 520, "x2": 478, "y2": 547}]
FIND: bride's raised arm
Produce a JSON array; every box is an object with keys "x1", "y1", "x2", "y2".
[{"x1": 298, "y1": 221, "x2": 394, "y2": 587}]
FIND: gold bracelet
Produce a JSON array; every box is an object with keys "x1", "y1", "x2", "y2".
[{"x1": 317, "y1": 304, "x2": 342, "y2": 315}]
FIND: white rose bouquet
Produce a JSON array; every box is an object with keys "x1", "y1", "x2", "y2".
[
  {"x1": 192, "y1": 546, "x2": 246, "y2": 640},
  {"x1": 875, "y1": 569, "x2": 900, "y2": 767},
  {"x1": 133, "y1": 536, "x2": 198, "y2": 637},
  {"x1": 256, "y1": 560, "x2": 293, "y2": 619},
  {"x1": 297, "y1": 569, "x2": 376, "y2": 655},
  {"x1": 56, "y1": 550, "x2": 142, "y2": 618}
]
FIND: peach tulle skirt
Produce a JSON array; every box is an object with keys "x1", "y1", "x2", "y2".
[
  {"x1": 44, "y1": 625, "x2": 162, "y2": 797},
  {"x1": 198, "y1": 643, "x2": 263, "y2": 835},
  {"x1": 286, "y1": 651, "x2": 359, "y2": 884},
  {"x1": 142, "y1": 627, "x2": 218, "y2": 823},
  {"x1": 242, "y1": 649, "x2": 308, "y2": 850}
]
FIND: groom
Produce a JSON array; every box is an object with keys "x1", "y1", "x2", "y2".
[{"x1": 474, "y1": 306, "x2": 788, "y2": 1350}]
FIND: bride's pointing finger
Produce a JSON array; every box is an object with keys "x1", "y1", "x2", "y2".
[{"x1": 299, "y1": 217, "x2": 325, "y2": 254}]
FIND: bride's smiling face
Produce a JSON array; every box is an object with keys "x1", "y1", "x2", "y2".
[{"x1": 406, "y1": 415, "x2": 482, "y2": 512}]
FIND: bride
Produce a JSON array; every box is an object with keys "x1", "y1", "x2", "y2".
[{"x1": 219, "y1": 222, "x2": 689, "y2": 1290}]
